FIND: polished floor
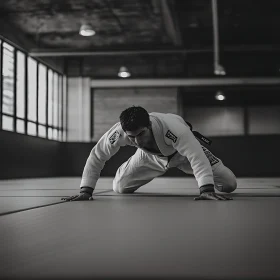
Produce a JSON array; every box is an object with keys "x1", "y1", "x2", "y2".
[{"x1": 0, "y1": 177, "x2": 280, "y2": 280}]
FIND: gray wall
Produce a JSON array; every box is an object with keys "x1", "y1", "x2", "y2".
[
  {"x1": 60, "y1": 135, "x2": 280, "y2": 178},
  {"x1": 0, "y1": 130, "x2": 61, "y2": 179},
  {"x1": 1, "y1": 131, "x2": 280, "y2": 180}
]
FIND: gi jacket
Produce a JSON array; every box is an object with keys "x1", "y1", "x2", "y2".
[{"x1": 80, "y1": 112, "x2": 218, "y2": 190}]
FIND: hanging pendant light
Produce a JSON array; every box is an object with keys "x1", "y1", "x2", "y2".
[
  {"x1": 215, "y1": 91, "x2": 226, "y2": 101},
  {"x1": 79, "y1": 24, "x2": 95, "y2": 36},
  {"x1": 118, "y1": 66, "x2": 131, "y2": 78}
]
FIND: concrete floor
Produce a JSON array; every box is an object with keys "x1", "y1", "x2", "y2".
[{"x1": 0, "y1": 177, "x2": 280, "y2": 280}]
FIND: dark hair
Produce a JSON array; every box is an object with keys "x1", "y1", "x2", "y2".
[{"x1": 120, "y1": 106, "x2": 150, "y2": 131}]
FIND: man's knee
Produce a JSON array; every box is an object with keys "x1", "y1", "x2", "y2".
[
  {"x1": 215, "y1": 178, "x2": 237, "y2": 193},
  {"x1": 223, "y1": 180, "x2": 237, "y2": 193},
  {"x1": 113, "y1": 177, "x2": 135, "y2": 194}
]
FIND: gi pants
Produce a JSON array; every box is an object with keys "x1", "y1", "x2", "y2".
[{"x1": 113, "y1": 147, "x2": 237, "y2": 194}]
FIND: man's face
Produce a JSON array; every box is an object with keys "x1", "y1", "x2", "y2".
[{"x1": 125, "y1": 126, "x2": 153, "y2": 148}]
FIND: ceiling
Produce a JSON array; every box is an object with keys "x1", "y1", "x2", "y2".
[{"x1": 1, "y1": 0, "x2": 280, "y2": 81}]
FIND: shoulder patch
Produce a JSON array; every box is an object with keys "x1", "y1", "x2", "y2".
[
  {"x1": 165, "y1": 130, "x2": 177, "y2": 143},
  {"x1": 109, "y1": 130, "x2": 120, "y2": 144}
]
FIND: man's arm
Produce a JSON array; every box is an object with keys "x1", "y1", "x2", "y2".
[
  {"x1": 80, "y1": 123, "x2": 127, "y2": 190},
  {"x1": 170, "y1": 124, "x2": 232, "y2": 200},
  {"x1": 62, "y1": 123, "x2": 127, "y2": 201},
  {"x1": 172, "y1": 125, "x2": 214, "y2": 189}
]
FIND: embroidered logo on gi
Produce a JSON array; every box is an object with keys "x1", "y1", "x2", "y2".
[
  {"x1": 165, "y1": 130, "x2": 177, "y2": 143},
  {"x1": 109, "y1": 130, "x2": 120, "y2": 144}
]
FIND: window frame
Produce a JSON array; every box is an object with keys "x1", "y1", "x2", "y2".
[{"x1": 0, "y1": 36, "x2": 66, "y2": 141}]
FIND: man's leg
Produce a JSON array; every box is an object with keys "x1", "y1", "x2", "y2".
[
  {"x1": 212, "y1": 163, "x2": 237, "y2": 193},
  {"x1": 113, "y1": 149, "x2": 167, "y2": 194},
  {"x1": 171, "y1": 153, "x2": 237, "y2": 193}
]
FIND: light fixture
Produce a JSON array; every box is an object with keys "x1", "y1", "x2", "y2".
[
  {"x1": 118, "y1": 66, "x2": 131, "y2": 78},
  {"x1": 79, "y1": 24, "x2": 95, "y2": 36},
  {"x1": 214, "y1": 64, "x2": 226, "y2": 75},
  {"x1": 215, "y1": 91, "x2": 225, "y2": 101}
]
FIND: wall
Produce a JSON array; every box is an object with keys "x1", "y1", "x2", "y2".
[
  {"x1": 184, "y1": 106, "x2": 245, "y2": 136},
  {"x1": 0, "y1": 130, "x2": 61, "y2": 179},
  {"x1": 63, "y1": 84, "x2": 280, "y2": 179},
  {"x1": 60, "y1": 135, "x2": 280, "y2": 178},
  {"x1": 93, "y1": 87, "x2": 179, "y2": 141},
  {"x1": 184, "y1": 105, "x2": 280, "y2": 136},
  {"x1": 1, "y1": 130, "x2": 279, "y2": 180},
  {"x1": 67, "y1": 77, "x2": 91, "y2": 142}
]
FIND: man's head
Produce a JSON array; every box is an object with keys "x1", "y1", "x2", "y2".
[{"x1": 120, "y1": 106, "x2": 152, "y2": 148}]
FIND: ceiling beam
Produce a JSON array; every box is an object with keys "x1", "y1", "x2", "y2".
[
  {"x1": 91, "y1": 78, "x2": 280, "y2": 88},
  {"x1": 29, "y1": 45, "x2": 280, "y2": 57}
]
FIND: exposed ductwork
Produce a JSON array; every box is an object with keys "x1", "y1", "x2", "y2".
[
  {"x1": 212, "y1": 0, "x2": 226, "y2": 75},
  {"x1": 90, "y1": 78, "x2": 280, "y2": 88},
  {"x1": 28, "y1": 45, "x2": 280, "y2": 57}
]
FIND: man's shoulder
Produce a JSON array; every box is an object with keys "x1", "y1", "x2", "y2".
[
  {"x1": 150, "y1": 112, "x2": 189, "y2": 144},
  {"x1": 106, "y1": 122, "x2": 131, "y2": 146},
  {"x1": 151, "y1": 112, "x2": 186, "y2": 127}
]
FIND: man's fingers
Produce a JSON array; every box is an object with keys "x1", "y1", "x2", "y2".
[
  {"x1": 206, "y1": 194, "x2": 220, "y2": 200},
  {"x1": 71, "y1": 194, "x2": 88, "y2": 201},
  {"x1": 223, "y1": 195, "x2": 233, "y2": 200},
  {"x1": 61, "y1": 195, "x2": 79, "y2": 201},
  {"x1": 194, "y1": 192, "x2": 232, "y2": 201},
  {"x1": 214, "y1": 194, "x2": 227, "y2": 200},
  {"x1": 215, "y1": 194, "x2": 233, "y2": 200},
  {"x1": 61, "y1": 193, "x2": 94, "y2": 201}
]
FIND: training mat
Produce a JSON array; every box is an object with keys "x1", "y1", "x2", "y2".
[
  {"x1": 0, "y1": 178, "x2": 113, "y2": 214},
  {"x1": 0, "y1": 197, "x2": 64, "y2": 215},
  {"x1": 0, "y1": 177, "x2": 113, "y2": 190},
  {"x1": 1, "y1": 177, "x2": 280, "y2": 215},
  {"x1": 0, "y1": 196, "x2": 280, "y2": 280}
]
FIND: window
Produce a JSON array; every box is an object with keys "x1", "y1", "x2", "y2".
[
  {"x1": 53, "y1": 72, "x2": 58, "y2": 128},
  {"x1": 48, "y1": 69, "x2": 53, "y2": 130},
  {"x1": 27, "y1": 122, "x2": 36, "y2": 136},
  {"x1": 2, "y1": 43, "x2": 14, "y2": 116},
  {"x1": 17, "y1": 119, "x2": 25, "y2": 134},
  {"x1": 63, "y1": 75, "x2": 67, "y2": 141},
  {"x1": 38, "y1": 64, "x2": 46, "y2": 125},
  {"x1": 48, "y1": 127, "x2": 53, "y2": 139},
  {"x1": 1, "y1": 38, "x2": 67, "y2": 141},
  {"x1": 58, "y1": 75, "x2": 62, "y2": 140},
  {"x1": 2, "y1": 115, "x2": 13, "y2": 131},
  {"x1": 16, "y1": 51, "x2": 25, "y2": 119},
  {"x1": 38, "y1": 124, "x2": 46, "y2": 138},
  {"x1": 27, "y1": 57, "x2": 37, "y2": 123}
]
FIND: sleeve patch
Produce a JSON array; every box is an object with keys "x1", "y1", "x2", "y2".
[
  {"x1": 165, "y1": 130, "x2": 177, "y2": 143},
  {"x1": 109, "y1": 130, "x2": 120, "y2": 144}
]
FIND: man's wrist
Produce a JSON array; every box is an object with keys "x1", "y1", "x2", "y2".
[
  {"x1": 80, "y1": 186, "x2": 94, "y2": 196},
  {"x1": 200, "y1": 184, "x2": 215, "y2": 194}
]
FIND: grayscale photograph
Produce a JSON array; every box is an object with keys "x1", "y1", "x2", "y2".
[{"x1": 0, "y1": 1, "x2": 280, "y2": 280}]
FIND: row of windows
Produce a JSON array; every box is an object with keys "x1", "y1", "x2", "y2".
[{"x1": 0, "y1": 39, "x2": 67, "y2": 141}]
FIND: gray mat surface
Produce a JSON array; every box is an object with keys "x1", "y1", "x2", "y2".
[
  {"x1": 1, "y1": 177, "x2": 280, "y2": 215},
  {"x1": 0, "y1": 195, "x2": 280, "y2": 279}
]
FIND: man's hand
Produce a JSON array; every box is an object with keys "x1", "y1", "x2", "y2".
[
  {"x1": 194, "y1": 192, "x2": 233, "y2": 201},
  {"x1": 61, "y1": 192, "x2": 93, "y2": 202}
]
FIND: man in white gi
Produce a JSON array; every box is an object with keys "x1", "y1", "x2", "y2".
[{"x1": 62, "y1": 106, "x2": 237, "y2": 202}]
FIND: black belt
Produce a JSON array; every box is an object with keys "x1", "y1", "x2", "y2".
[{"x1": 185, "y1": 121, "x2": 212, "y2": 146}]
